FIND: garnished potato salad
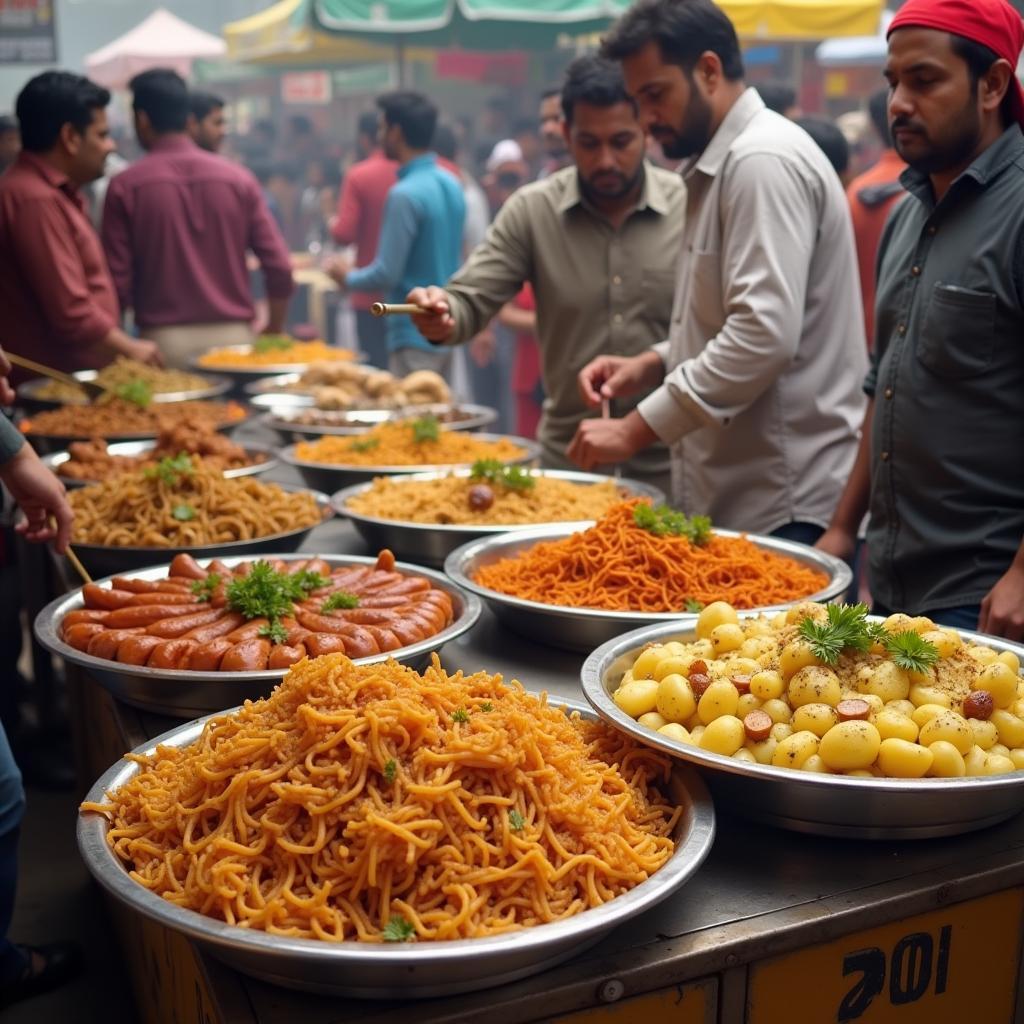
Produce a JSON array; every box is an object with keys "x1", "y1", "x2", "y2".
[{"x1": 613, "y1": 602, "x2": 1024, "y2": 778}]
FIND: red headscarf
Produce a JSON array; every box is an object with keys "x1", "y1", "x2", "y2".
[{"x1": 888, "y1": 0, "x2": 1024, "y2": 131}]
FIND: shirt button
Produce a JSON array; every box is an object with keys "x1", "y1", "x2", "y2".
[
  {"x1": 897, "y1": 323, "x2": 906, "y2": 335},
  {"x1": 613, "y1": 313, "x2": 623, "y2": 324},
  {"x1": 911, "y1": 266, "x2": 921, "y2": 276},
  {"x1": 880, "y1": 451, "x2": 890, "y2": 461},
  {"x1": 612, "y1": 275, "x2": 622, "y2": 285},
  {"x1": 884, "y1": 387, "x2": 893, "y2": 399}
]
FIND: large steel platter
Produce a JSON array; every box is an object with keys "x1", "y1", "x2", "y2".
[
  {"x1": 41, "y1": 440, "x2": 278, "y2": 489},
  {"x1": 35, "y1": 553, "x2": 481, "y2": 718},
  {"x1": 255, "y1": 402, "x2": 499, "y2": 443},
  {"x1": 16, "y1": 369, "x2": 233, "y2": 412},
  {"x1": 581, "y1": 618, "x2": 1024, "y2": 839},
  {"x1": 332, "y1": 469, "x2": 666, "y2": 568},
  {"x1": 445, "y1": 526, "x2": 852, "y2": 653},
  {"x1": 187, "y1": 346, "x2": 364, "y2": 386},
  {"x1": 59, "y1": 484, "x2": 334, "y2": 580},
  {"x1": 277, "y1": 433, "x2": 542, "y2": 492},
  {"x1": 77, "y1": 696, "x2": 714, "y2": 997}
]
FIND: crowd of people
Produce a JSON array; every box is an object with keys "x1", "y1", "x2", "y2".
[{"x1": 0, "y1": 0, "x2": 1022, "y2": 1009}]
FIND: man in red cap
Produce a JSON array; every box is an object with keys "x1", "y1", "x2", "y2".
[{"x1": 819, "y1": 0, "x2": 1024, "y2": 639}]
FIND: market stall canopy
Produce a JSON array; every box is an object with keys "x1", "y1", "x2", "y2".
[
  {"x1": 816, "y1": 9, "x2": 892, "y2": 66},
  {"x1": 85, "y1": 8, "x2": 227, "y2": 90}
]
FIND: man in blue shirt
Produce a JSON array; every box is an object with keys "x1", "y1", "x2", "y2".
[{"x1": 327, "y1": 91, "x2": 465, "y2": 378}]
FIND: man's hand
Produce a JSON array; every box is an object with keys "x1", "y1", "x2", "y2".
[
  {"x1": 407, "y1": 286, "x2": 455, "y2": 344},
  {"x1": 324, "y1": 255, "x2": 353, "y2": 287},
  {"x1": 815, "y1": 526, "x2": 858, "y2": 564},
  {"x1": 125, "y1": 338, "x2": 163, "y2": 367},
  {"x1": 578, "y1": 352, "x2": 664, "y2": 408},
  {"x1": 469, "y1": 331, "x2": 496, "y2": 369},
  {"x1": 979, "y1": 561, "x2": 1024, "y2": 641},
  {"x1": 0, "y1": 445, "x2": 73, "y2": 554},
  {"x1": 567, "y1": 410, "x2": 657, "y2": 472}
]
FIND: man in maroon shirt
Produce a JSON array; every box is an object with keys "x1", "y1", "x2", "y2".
[
  {"x1": 331, "y1": 111, "x2": 398, "y2": 369},
  {"x1": 102, "y1": 69, "x2": 294, "y2": 369},
  {"x1": 0, "y1": 72, "x2": 161, "y2": 374}
]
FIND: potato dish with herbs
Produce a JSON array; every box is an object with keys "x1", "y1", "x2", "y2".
[{"x1": 613, "y1": 601, "x2": 1024, "y2": 779}]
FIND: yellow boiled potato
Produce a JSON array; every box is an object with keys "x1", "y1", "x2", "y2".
[
  {"x1": 918, "y1": 710, "x2": 974, "y2": 755},
  {"x1": 749, "y1": 737, "x2": 778, "y2": 765},
  {"x1": 613, "y1": 680, "x2": 659, "y2": 718},
  {"x1": 750, "y1": 670, "x2": 785, "y2": 701},
  {"x1": 736, "y1": 693, "x2": 763, "y2": 716},
  {"x1": 770, "y1": 722, "x2": 794, "y2": 742},
  {"x1": 964, "y1": 745, "x2": 989, "y2": 775},
  {"x1": 911, "y1": 703, "x2": 954, "y2": 730},
  {"x1": 740, "y1": 636, "x2": 779, "y2": 663},
  {"x1": 989, "y1": 743, "x2": 1010, "y2": 758},
  {"x1": 771, "y1": 612, "x2": 788, "y2": 630},
  {"x1": 997, "y1": 650, "x2": 1020, "y2": 674},
  {"x1": 788, "y1": 665, "x2": 843, "y2": 708},
  {"x1": 859, "y1": 661, "x2": 911, "y2": 702},
  {"x1": 733, "y1": 748, "x2": 757, "y2": 764},
  {"x1": 710, "y1": 623, "x2": 745, "y2": 655},
  {"x1": 690, "y1": 639, "x2": 715, "y2": 660},
  {"x1": 983, "y1": 753, "x2": 1016, "y2": 775},
  {"x1": 761, "y1": 698, "x2": 792, "y2": 724},
  {"x1": 846, "y1": 769, "x2": 875, "y2": 778},
  {"x1": 631, "y1": 646, "x2": 664, "y2": 680},
  {"x1": 1009, "y1": 749, "x2": 1024, "y2": 769},
  {"x1": 792, "y1": 703, "x2": 839, "y2": 738},
  {"x1": 873, "y1": 709, "x2": 919, "y2": 743},
  {"x1": 661, "y1": 640, "x2": 688, "y2": 657},
  {"x1": 779, "y1": 641, "x2": 820, "y2": 681},
  {"x1": 974, "y1": 662, "x2": 1018, "y2": 708},
  {"x1": 728, "y1": 657, "x2": 762, "y2": 678},
  {"x1": 886, "y1": 699, "x2": 917, "y2": 718},
  {"x1": 699, "y1": 715, "x2": 745, "y2": 756},
  {"x1": 801, "y1": 754, "x2": 831, "y2": 773},
  {"x1": 969, "y1": 719, "x2": 999, "y2": 750},
  {"x1": 881, "y1": 613, "x2": 915, "y2": 633},
  {"x1": 652, "y1": 654, "x2": 694, "y2": 682},
  {"x1": 656, "y1": 674, "x2": 697, "y2": 724},
  {"x1": 771, "y1": 730, "x2": 820, "y2": 770},
  {"x1": 877, "y1": 737, "x2": 933, "y2": 778},
  {"x1": 696, "y1": 601, "x2": 739, "y2": 640},
  {"x1": 921, "y1": 629, "x2": 960, "y2": 658},
  {"x1": 990, "y1": 709, "x2": 1024, "y2": 748},
  {"x1": 860, "y1": 694, "x2": 884, "y2": 715},
  {"x1": 967, "y1": 645, "x2": 998, "y2": 666},
  {"x1": 658, "y1": 723, "x2": 692, "y2": 744},
  {"x1": 1011, "y1": 699, "x2": 1024, "y2": 720},
  {"x1": 697, "y1": 680, "x2": 740, "y2": 724},
  {"x1": 785, "y1": 601, "x2": 828, "y2": 625},
  {"x1": 637, "y1": 711, "x2": 668, "y2": 731},
  {"x1": 908, "y1": 615, "x2": 935, "y2": 634},
  {"x1": 689, "y1": 725, "x2": 705, "y2": 743},
  {"x1": 818, "y1": 721, "x2": 882, "y2": 771},
  {"x1": 927, "y1": 741, "x2": 966, "y2": 778},
  {"x1": 908, "y1": 683, "x2": 951, "y2": 709}
]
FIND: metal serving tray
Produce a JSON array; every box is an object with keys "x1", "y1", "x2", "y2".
[
  {"x1": 35, "y1": 553, "x2": 481, "y2": 718},
  {"x1": 581, "y1": 618, "x2": 1024, "y2": 839},
  {"x1": 332, "y1": 469, "x2": 665, "y2": 568},
  {"x1": 63, "y1": 484, "x2": 333, "y2": 580},
  {"x1": 77, "y1": 696, "x2": 714, "y2": 997},
  {"x1": 16, "y1": 369, "x2": 232, "y2": 411},
  {"x1": 41, "y1": 440, "x2": 277, "y2": 489},
  {"x1": 188, "y1": 346, "x2": 363, "y2": 384},
  {"x1": 444, "y1": 526, "x2": 853, "y2": 653},
  {"x1": 277, "y1": 433, "x2": 542, "y2": 492}
]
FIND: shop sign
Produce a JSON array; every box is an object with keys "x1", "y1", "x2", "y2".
[{"x1": 0, "y1": 0, "x2": 57, "y2": 64}]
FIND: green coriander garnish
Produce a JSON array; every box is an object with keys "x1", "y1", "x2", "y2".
[
  {"x1": 411, "y1": 415, "x2": 440, "y2": 443},
  {"x1": 225, "y1": 561, "x2": 328, "y2": 644},
  {"x1": 508, "y1": 810, "x2": 525, "y2": 832},
  {"x1": 350, "y1": 437, "x2": 380, "y2": 453},
  {"x1": 171, "y1": 503, "x2": 196, "y2": 522},
  {"x1": 469, "y1": 459, "x2": 536, "y2": 491},
  {"x1": 632, "y1": 503, "x2": 712, "y2": 545},
  {"x1": 115, "y1": 379, "x2": 153, "y2": 408},
  {"x1": 190, "y1": 573, "x2": 221, "y2": 603},
  {"x1": 284, "y1": 570, "x2": 329, "y2": 598},
  {"x1": 253, "y1": 334, "x2": 293, "y2": 354},
  {"x1": 452, "y1": 708, "x2": 469, "y2": 724},
  {"x1": 143, "y1": 452, "x2": 194, "y2": 486},
  {"x1": 381, "y1": 915, "x2": 415, "y2": 943},
  {"x1": 797, "y1": 604, "x2": 938, "y2": 672},
  {"x1": 479, "y1": 702, "x2": 494, "y2": 713},
  {"x1": 322, "y1": 591, "x2": 360, "y2": 612},
  {"x1": 258, "y1": 621, "x2": 288, "y2": 645},
  {"x1": 684, "y1": 599, "x2": 705, "y2": 613},
  {"x1": 383, "y1": 759, "x2": 397, "y2": 784}
]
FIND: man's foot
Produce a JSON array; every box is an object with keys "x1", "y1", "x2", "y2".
[{"x1": 0, "y1": 942, "x2": 83, "y2": 1009}]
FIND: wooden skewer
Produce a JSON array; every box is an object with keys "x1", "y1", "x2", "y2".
[
  {"x1": 370, "y1": 302, "x2": 426, "y2": 317},
  {"x1": 7, "y1": 353, "x2": 104, "y2": 399},
  {"x1": 65, "y1": 544, "x2": 93, "y2": 586}
]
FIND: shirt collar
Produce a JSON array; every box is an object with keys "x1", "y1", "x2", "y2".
[
  {"x1": 901, "y1": 124, "x2": 1024, "y2": 202},
  {"x1": 398, "y1": 152, "x2": 437, "y2": 179},
  {"x1": 148, "y1": 134, "x2": 197, "y2": 155},
  {"x1": 691, "y1": 86, "x2": 764, "y2": 179},
  {"x1": 14, "y1": 151, "x2": 83, "y2": 207},
  {"x1": 556, "y1": 160, "x2": 669, "y2": 216}
]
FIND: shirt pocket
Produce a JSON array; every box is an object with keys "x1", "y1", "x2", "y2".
[
  {"x1": 918, "y1": 283, "x2": 996, "y2": 379},
  {"x1": 686, "y1": 247, "x2": 723, "y2": 330}
]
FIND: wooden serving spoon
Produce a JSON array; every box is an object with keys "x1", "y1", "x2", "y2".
[{"x1": 7, "y1": 353, "x2": 106, "y2": 402}]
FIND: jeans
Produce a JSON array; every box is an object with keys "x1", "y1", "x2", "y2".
[
  {"x1": 768, "y1": 521, "x2": 826, "y2": 546},
  {"x1": 0, "y1": 722, "x2": 26, "y2": 984},
  {"x1": 873, "y1": 602, "x2": 982, "y2": 632}
]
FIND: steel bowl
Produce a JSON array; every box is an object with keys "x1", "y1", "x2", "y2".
[
  {"x1": 41, "y1": 440, "x2": 278, "y2": 490},
  {"x1": 62, "y1": 484, "x2": 333, "y2": 580},
  {"x1": 77, "y1": 696, "x2": 714, "y2": 997},
  {"x1": 256, "y1": 403, "x2": 499, "y2": 444},
  {"x1": 277, "y1": 434, "x2": 542, "y2": 492},
  {"x1": 35, "y1": 553, "x2": 480, "y2": 718},
  {"x1": 16, "y1": 370, "x2": 233, "y2": 412},
  {"x1": 332, "y1": 470, "x2": 666, "y2": 568},
  {"x1": 188, "y1": 346, "x2": 362, "y2": 385},
  {"x1": 445, "y1": 526, "x2": 852, "y2": 653},
  {"x1": 244, "y1": 373, "x2": 311, "y2": 398},
  {"x1": 581, "y1": 618, "x2": 1024, "y2": 840}
]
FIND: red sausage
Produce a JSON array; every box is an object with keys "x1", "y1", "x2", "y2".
[
  {"x1": 267, "y1": 644, "x2": 305, "y2": 670},
  {"x1": 304, "y1": 633, "x2": 358, "y2": 658},
  {"x1": 62, "y1": 623, "x2": 106, "y2": 650},
  {"x1": 375, "y1": 550, "x2": 396, "y2": 572},
  {"x1": 183, "y1": 612, "x2": 245, "y2": 644},
  {"x1": 116, "y1": 635, "x2": 166, "y2": 665},
  {"x1": 183, "y1": 638, "x2": 234, "y2": 671},
  {"x1": 168, "y1": 553, "x2": 206, "y2": 579},
  {"x1": 104, "y1": 604, "x2": 206, "y2": 628},
  {"x1": 362, "y1": 626, "x2": 402, "y2": 652},
  {"x1": 226, "y1": 619, "x2": 270, "y2": 642},
  {"x1": 61, "y1": 609, "x2": 110, "y2": 627},
  {"x1": 144, "y1": 607, "x2": 226, "y2": 638},
  {"x1": 220, "y1": 638, "x2": 271, "y2": 671},
  {"x1": 128, "y1": 591, "x2": 196, "y2": 607},
  {"x1": 87, "y1": 628, "x2": 143, "y2": 661},
  {"x1": 82, "y1": 585, "x2": 136, "y2": 610},
  {"x1": 147, "y1": 638, "x2": 198, "y2": 669}
]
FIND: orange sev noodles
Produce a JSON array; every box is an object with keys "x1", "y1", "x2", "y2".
[
  {"x1": 82, "y1": 654, "x2": 680, "y2": 942},
  {"x1": 473, "y1": 499, "x2": 830, "y2": 612}
]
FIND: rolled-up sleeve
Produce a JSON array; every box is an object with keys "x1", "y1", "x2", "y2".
[
  {"x1": 19, "y1": 197, "x2": 117, "y2": 347},
  {"x1": 247, "y1": 181, "x2": 294, "y2": 300},
  {"x1": 0, "y1": 415, "x2": 25, "y2": 464},
  {"x1": 639, "y1": 152, "x2": 817, "y2": 445}
]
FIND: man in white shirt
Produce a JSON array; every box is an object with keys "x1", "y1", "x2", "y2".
[{"x1": 569, "y1": 0, "x2": 867, "y2": 542}]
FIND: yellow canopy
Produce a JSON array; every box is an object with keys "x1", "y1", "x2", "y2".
[{"x1": 722, "y1": 0, "x2": 884, "y2": 40}]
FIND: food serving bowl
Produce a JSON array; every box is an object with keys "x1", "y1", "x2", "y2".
[
  {"x1": 41, "y1": 440, "x2": 278, "y2": 490},
  {"x1": 277, "y1": 433, "x2": 542, "y2": 492},
  {"x1": 188, "y1": 347, "x2": 361, "y2": 387},
  {"x1": 77, "y1": 695, "x2": 714, "y2": 997},
  {"x1": 581, "y1": 618, "x2": 1024, "y2": 840},
  {"x1": 256, "y1": 401, "x2": 499, "y2": 443},
  {"x1": 332, "y1": 469, "x2": 666, "y2": 568},
  {"x1": 36, "y1": 553, "x2": 480, "y2": 717},
  {"x1": 58, "y1": 484, "x2": 333, "y2": 580},
  {"x1": 15, "y1": 370, "x2": 233, "y2": 413},
  {"x1": 445, "y1": 526, "x2": 852, "y2": 653}
]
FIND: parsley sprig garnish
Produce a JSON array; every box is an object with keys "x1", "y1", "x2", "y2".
[
  {"x1": 470, "y1": 459, "x2": 535, "y2": 491},
  {"x1": 798, "y1": 603, "x2": 939, "y2": 674},
  {"x1": 115, "y1": 379, "x2": 153, "y2": 408},
  {"x1": 172, "y1": 503, "x2": 196, "y2": 522},
  {"x1": 479, "y1": 702, "x2": 494, "y2": 713},
  {"x1": 684, "y1": 599, "x2": 705, "y2": 613},
  {"x1": 143, "y1": 452, "x2": 194, "y2": 486},
  {"x1": 225, "y1": 561, "x2": 328, "y2": 644},
  {"x1": 381, "y1": 915, "x2": 415, "y2": 942},
  {"x1": 253, "y1": 334, "x2": 293, "y2": 355},
  {"x1": 452, "y1": 708, "x2": 469, "y2": 724},
  {"x1": 190, "y1": 573, "x2": 221, "y2": 603},
  {"x1": 350, "y1": 437, "x2": 380, "y2": 453},
  {"x1": 632, "y1": 503, "x2": 712, "y2": 545},
  {"x1": 411, "y1": 415, "x2": 440, "y2": 443},
  {"x1": 508, "y1": 810, "x2": 525, "y2": 832},
  {"x1": 383, "y1": 759, "x2": 397, "y2": 784},
  {"x1": 258, "y1": 621, "x2": 288, "y2": 645},
  {"x1": 322, "y1": 591, "x2": 360, "y2": 612}
]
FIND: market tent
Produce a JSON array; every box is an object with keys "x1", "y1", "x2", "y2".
[
  {"x1": 85, "y1": 8, "x2": 226, "y2": 90},
  {"x1": 816, "y1": 10, "x2": 892, "y2": 66}
]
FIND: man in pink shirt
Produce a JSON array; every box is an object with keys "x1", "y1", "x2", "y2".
[
  {"x1": 331, "y1": 111, "x2": 397, "y2": 369},
  {"x1": 102, "y1": 69, "x2": 294, "y2": 369}
]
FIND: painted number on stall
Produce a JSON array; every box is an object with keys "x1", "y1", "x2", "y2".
[{"x1": 748, "y1": 889, "x2": 1022, "y2": 1024}]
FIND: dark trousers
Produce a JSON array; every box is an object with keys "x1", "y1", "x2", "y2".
[
  {"x1": 0, "y1": 723, "x2": 25, "y2": 984},
  {"x1": 768, "y1": 521, "x2": 826, "y2": 546}
]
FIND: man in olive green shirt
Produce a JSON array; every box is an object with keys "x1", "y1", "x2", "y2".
[{"x1": 408, "y1": 55, "x2": 684, "y2": 488}]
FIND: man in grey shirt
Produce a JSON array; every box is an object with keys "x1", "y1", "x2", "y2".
[
  {"x1": 569, "y1": 0, "x2": 866, "y2": 541},
  {"x1": 818, "y1": 0, "x2": 1024, "y2": 638},
  {"x1": 407, "y1": 55, "x2": 684, "y2": 489}
]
